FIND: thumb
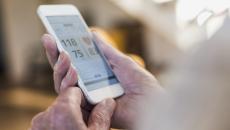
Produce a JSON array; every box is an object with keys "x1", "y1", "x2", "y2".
[
  {"x1": 88, "y1": 98, "x2": 116, "y2": 130},
  {"x1": 92, "y1": 31, "x2": 128, "y2": 65}
]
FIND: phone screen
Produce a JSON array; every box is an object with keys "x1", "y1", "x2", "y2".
[{"x1": 46, "y1": 15, "x2": 119, "y2": 91}]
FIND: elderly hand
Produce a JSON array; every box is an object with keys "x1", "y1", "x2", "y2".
[
  {"x1": 30, "y1": 87, "x2": 116, "y2": 130},
  {"x1": 41, "y1": 30, "x2": 163, "y2": 129}
]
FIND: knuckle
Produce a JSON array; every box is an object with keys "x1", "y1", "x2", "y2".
[
  {"x1": 92, "y1": 111, "x2": 110, "y2": 125},
  {"x1": 115, "y1": 54, "x2": 133, "y2": 65},
  {"x1": 66, "y1": 87, "x2": 82, "y2": 97},
  {"x1": 30, "y1": 112, "x2": 46, "y2": 129},
  {"x1": 124, "y1": 55, "x2": 134, "y2": 63},
  {"x1": 58, "y1": 96, "x2": 71, "y2": 105},
  {"x1": 113, "y1": 55, "x2": 125, "y2": 65},
  {"x1": 31, "y1": 112, "x2": 45, "y2": 124},
  {"x1": 55, "y1": 88, "x2": 81, "y2": 107},
  {"x1": 49, "y1": 104, "x2": 69, "y2": 123},
  {"x1": 63, "y1": 87, "x2": 82, "y2": 105},
  {"x1": 61, "y1": 75, "x2": 73, "y2": 89},
  {"x1": 71, "y1": 87, "x2": 82, "y2": 95}
]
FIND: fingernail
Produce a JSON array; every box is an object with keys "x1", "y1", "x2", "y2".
[
  {"x1": 67, "y1": 66, "x2": 75, "y2": 81},
  {"x1": 60, "y1": 82, "x2": 67, "y2": 92},
  {"x1": 56, "y1": 52, "x2": 65, "y2": 65},
  {"x1": 41, "y1": 34, "x2": 50, "y2": 43}
]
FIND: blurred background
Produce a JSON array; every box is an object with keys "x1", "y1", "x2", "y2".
[{"x1": 0, "y1": 0, "x2": 229, "y2": 130}]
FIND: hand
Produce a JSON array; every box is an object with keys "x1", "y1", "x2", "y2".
[
  {"x1": 30, "y1": 87, "x2": 116, "y2": 130},
  {"x1": 41, "y1": 31, "x2": 163, "y2": 129}
]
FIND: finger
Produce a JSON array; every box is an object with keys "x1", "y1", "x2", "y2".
[
  {"x1": 59, "y1": 64, "x2": 91, "y2": 111},
  {"x1": 56, "y1": 87, "x2": 86, "y2": 120},
  {"x1": 58, "y1": 86, "x2": 88, "y2": 112},
  {"x1": 57, "y1": 87, "x2": 83, "y2": 104},
  {"x1": 53, "y1": 52, "x2": 71, "y2": 93},
  {"x1": 60, "y1": 65, "x2": 78, "y2": 92},
  {"x1": 91, "y1": 31, "x2": 128, "y2": 66},
  {"x1": 54, "y1": 87, "x2": 85, "y2": 119},
  {"x1": 42, "y1": 34, "x2": 59, "y2": 68},
  {"x1": 88, "y1": 98, "x2": 116, "y2": 130},
  {"x1": 30, "y1": 112, "x2": 49, "y2": 130},
  {"x1": 50, "y1": 87, "x2": 87, "y2": 130}
]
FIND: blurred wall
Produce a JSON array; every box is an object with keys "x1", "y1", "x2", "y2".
[
  {"x1": 0, "y1": 1, "x2": 5, "y2": 74},
  {"x1": 1, "y1": 0, "x2": 130, "y2": 84},
  {"x1": 51, "y1": 0, "x2": 130, "y2": 27},
  {"x1": 2, "y1": 0, "x2": 44, "y2": 83}
]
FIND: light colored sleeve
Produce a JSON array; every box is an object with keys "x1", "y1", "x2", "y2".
[{"x1": 137, "y1": 18, "x2": 230, "y2": 130}]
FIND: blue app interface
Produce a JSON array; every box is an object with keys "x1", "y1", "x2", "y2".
[{"x1": 47, "y1": 15, "x2": 118, "y2": 91}]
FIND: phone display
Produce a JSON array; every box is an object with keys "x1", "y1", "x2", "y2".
[{"x1": 47, "y1": 15, "x2": 119, "y2": 91}]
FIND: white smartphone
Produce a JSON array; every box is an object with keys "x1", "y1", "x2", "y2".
[{"x1": 37, "y1": 4, "x2": 124, "y2": 104}]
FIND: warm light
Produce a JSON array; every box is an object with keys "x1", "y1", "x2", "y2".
[
  {"x1": 176, "y1": 0, "x2": 230, "y2": 25},
  {"x1": 152, "y1": 0, "x2": 174, "y2": 4},
  {"x1": 112, "y1": 0, "x2": 143, "y2": 12},
  {"x1": 197, "y1": 10, "x2": 213, "y2": 26}
]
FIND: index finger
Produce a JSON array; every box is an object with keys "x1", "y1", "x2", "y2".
[
  {"x1": 42, "y1": 34, "x2": 59, "y2": 68},
  {"x1": 57, "y1": 87, "x2": 84, "y2": 106},
  {"x1": 56, "y1": 87, "x2": 90, "y2": 111},
  {"x1": 49, "y1": 87, "x2": 88, "y2": 130},
  {"x1": 91, "y1": 31, "x2": 129, "y2": 67}
]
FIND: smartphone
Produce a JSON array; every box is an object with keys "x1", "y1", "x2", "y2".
[{"x1": 37, "y1": 4, "x2": 124, "y2": 104}]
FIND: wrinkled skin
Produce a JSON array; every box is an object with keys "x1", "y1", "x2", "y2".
[
  {"x1": 41, "y1": 30, "x2": 163, "y2": 129},
  {"x1": 30, "y1": 87, "x2": 116, "y2": 130}
]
